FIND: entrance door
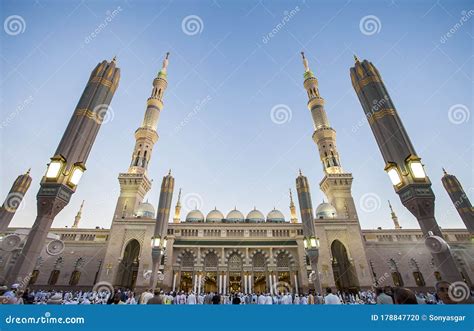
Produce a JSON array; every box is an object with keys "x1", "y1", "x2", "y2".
[
  {"x1": 229, "y1": 272, "x2": 241, "y2": 294},
  {"x1": 253, "y1": 272, "x2": 266, "y2": 294},
  {"x1": 180, "y1": 272, "x2": 193, "y2": 292},
  {"x1": 204, "y1": 272, "x2": 218, "y2": 293},
  {"x1": 116, "y1": 239, "x2": 141, "y2": 289},
  {"x1": 331, "y1": 240, "x2": 360, "y2": 292}
]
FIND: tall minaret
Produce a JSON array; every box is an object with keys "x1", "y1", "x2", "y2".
[
  {"x1": 173, "y1": 188, "x2": 182, "y2": 223},
  {"x1": 289, "y1": 189, "x2": 298, "y2": 223},
  {"x1": 72, "y1": 200, "x2": 84, "y2": 228},
  {"x1": 114, "y1": 53, "x2": 170, "y2": 218},
  {"x1": 388, "y1": 200, "x2": 401, "y2": 229},
  {"x1": 295, "y1": 170, "x2": 316, "y2": 237},
  {"x1": 0, "y1": 169, "x2": 32, "y2": 233},
  {"x1": 300, "y1": 52, "x2": 357, "y2": 219},
  {"x1": 441, "y1": 169, "x2": 473, "y2": 234}
]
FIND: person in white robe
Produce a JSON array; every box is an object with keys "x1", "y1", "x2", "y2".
[
  {"x1": 265, "y1": 294, "x2": 273, "y2": 304},
  {"x1": 257, "y1": 294, "x2": 266, "y2": 305},
  {"x1": 187, "y1": 292, "x2": 196, "y2": 304}
]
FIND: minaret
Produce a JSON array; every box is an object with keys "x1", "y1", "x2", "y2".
[
  {"x1": 0, "y1": 169, "x2": 32, "y2": 233},
  {"x1": 150, "y1": 170, "x2": 175, "y2": 289},
  {"x1": 289, "y1": 189, "x2": 298, "y2": 223},
  {"x1": 300, "y1": 52, "x2": 357, "y2": 219},
  {"x1": 114, "y1": 53, "x2": 170, "y2": 218},
  {"x1": 441, "y1": 169, "x2": 473, "y2": 234},
  {"x1": 72, "y1": 200, "x2": 84, "y2": 228},
  {"x1": 295, "y1": 170, "x2": 315, "y2": 237},
  {"x1": 173, "y1": 188, "x2": 182, "y2": 223},
  {"x1": 388, "y1": 200, "x2": 401, "y2": 229},
  {"x1": 350, "y1": 56, "x2": 463, "y2": 283}
]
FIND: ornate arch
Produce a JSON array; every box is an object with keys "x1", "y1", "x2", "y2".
[
  {"x1": 176, "y1": 248, "x2": 197, "y2": 266},
  {"x1": 273, "y1": 249, "x2": 296, "y2": 267},
  {"x1": 224, "y1": 249, "x2": 245, "y2": 262},
  {"x1": 200, "y1": 248, "x2": 221, "y2": 264},
  {"x1": 249, "y1": 249, "x2": 270, "y2": 265}
]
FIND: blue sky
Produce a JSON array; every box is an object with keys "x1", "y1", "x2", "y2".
[{"x1": 1, "y1": 0, "x2": 472, "y2": 230}]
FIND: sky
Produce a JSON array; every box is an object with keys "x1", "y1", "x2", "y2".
[{"x1": 0, "y1": 0, "x2": 472, "y2": 231}]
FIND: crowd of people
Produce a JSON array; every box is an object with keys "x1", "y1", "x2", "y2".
[{"x1": 0, "y1": 281, "x2": 471, "y2": 305}]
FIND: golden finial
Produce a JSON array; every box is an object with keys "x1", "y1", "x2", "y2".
[
  {"x1": 161, "y1": 52, "x2": 170, "y2": 73},
  {"x1": 442, "y1": 168, "x2": 447, "y2": 175},
  {"x1": 301, "y1": 51, "x2": 310, "y2": 72},
  {"x1": 26, "y1": 168, "x2": 31, "y2": 175},
  {"x1": 112, "y1": 56, "x2": 117, "y2": 63},
  {"x1": 298, "y1": 169, "x2": 303, "y2": 176},
  {"x1": 353, "y1": 54, "x2": 360, "y2": 63},
  {"x1": 168, "y1": 169, "x2": 172, "y2": 176}
]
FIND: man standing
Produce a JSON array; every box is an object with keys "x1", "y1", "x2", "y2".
[
  {"x1": 187, "y1": 291, "x2": 196, "y2": 304},
  {"x1": 324, "y1": 287, "x2": 342, "y2": 304},
  {"x1": 147, "y1": 290, "x2": 164, "y2": 304},
  {"x1": 376, "y1": 287, "x2": 394, "y2": 304},
  {"x1": 139, "y1": 289, "x2": 154, "y2": 304}
]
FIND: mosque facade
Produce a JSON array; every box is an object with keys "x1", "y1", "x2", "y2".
[{"x1": 0, "y1": 54, "x2": 472, "y2": 294}]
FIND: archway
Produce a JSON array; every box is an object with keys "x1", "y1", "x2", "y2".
[
  {"x1": 179, "y1": 251, "x2": 195, "y2": 292},
  {"x1": 203, "y1": 252, "x2": 218, "y2": 293},
  {"x1": 116, "y1": 239, "x2": 141, "y2": 289},
  {"x1": 252, "y1": 252, "x2": 267, "y2": 294},
  {"x1": 331, "y1": 240, "x2": 359, "y2": 292},
  {"x1": 228, "y1": 253, "x2": 242, "y2": 294}
]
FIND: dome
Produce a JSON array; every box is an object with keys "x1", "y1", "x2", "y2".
[
  {"x1": 135, "y1": 201, "x2": 155, "y2": 218},
  {"x1": 186, "y1": 209, "x2": 204, "y2": 222},
  {"x1": 266, "y1": 209, "x2": 285, "y2": 223},
  {"x1": 315, "y1": 202, "x2": 337, "y2": 219},
  {"x1": 206, "y1": 208, "x2": 224, "y2": 222},
  {"x1": 226, "y1": 208, "x2": 244, "y2": 222},
  {"x1": 246, "y1": 208, "x2": 265, "y2": 223}
]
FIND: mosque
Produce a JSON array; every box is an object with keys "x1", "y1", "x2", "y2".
[{"x1": 0, "y1": 53, "x2": 472, "y2": 295}]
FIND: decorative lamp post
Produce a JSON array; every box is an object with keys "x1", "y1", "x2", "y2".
[{"x1": 7, "y1": 58, "x2": 120, "y2": 286}]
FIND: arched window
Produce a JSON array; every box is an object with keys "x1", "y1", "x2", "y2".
[
  {"x1": 228, "y1": 254, "x2": 242, "y2": 271},
  {"x1": 29, "y1": 270, "x2": 40, "y2": 285},
  {"x1": 413, "y1": 271, "x2": 425, "y2": 286},
  {"x1": 391, "y1": 272, "x2": 403, "y2": 287},
  {"x1": 434, "y1": 271, "x2": 442, "y2": 281},
  {"x1": 48, "y1": 270, "x2": 60, "y2": 285},
  {"x1": 69, "y1": 270, "x2": 81, "y2": 286},
  {"x1": 181, "y1": 252, "x2": 194, "y2": 268},
  {"x1": 252, "y1": 252, "x2": 266, "y2": 270},
  {"x1": 204, "y1": 252, "x2": 218, "y2": 269},
  {"x1": 276, "y1": 252, "x2": 290, "y2": 269}
]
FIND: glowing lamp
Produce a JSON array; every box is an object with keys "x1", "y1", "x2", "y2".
[
  {"x1": 151, "y1": 236, "x2": 160, "y2": 248},
  {"x1": 46, "y1": 159, "x2": 64, "y2": 179},
  {"x1": 385, "y1": 163, "x2": 402, "y2": 186},
  {"x1": 408, "y1": 160, "x2": 426, "y2": 179}
]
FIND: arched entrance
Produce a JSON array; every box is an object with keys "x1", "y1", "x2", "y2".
[
  {"x1": 228, "y1": 253, "x2": 242, "y2": 294},
  {"x1": 276, "y1": 252, "x2": 292, "y2": 294},
  {"x1": 252, "y1": 252, "x2": 267, "y2": 294},
  {"x1": 179, "y1": 251, "x2": 195, "y2": 292},
  {"x1": 203, "y1": 252, "x2": 218, "y2": 293},
  {"x1": 331, "y1": 240, "x2": 359, "y2": 292},
  {"x1": 116, "y1": 239, "x2": 140, "y2": 289}
]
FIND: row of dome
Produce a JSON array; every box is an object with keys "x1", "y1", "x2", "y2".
[
  {"x1": 186, "y1": 208, "x2": 286, "y2": 223},
  {"x1": 136, "y1": 201, "x2": 339, "y2": 221}
]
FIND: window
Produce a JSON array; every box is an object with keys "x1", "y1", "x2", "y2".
[
  {"x1": 69, "y1": 270, "x2": 81, "y2": 286},
  {"x1": 391, "y1": 271, "x2": 403, "y2": 287},
  {"x1": 48, "y1": 270, "x2": 60, "y2": 285},
  {"x1": 413, "y1": 271, "x2": 425, "y2": 286},
  {"x1": 434, "y1": 271, "x2": 442, "y2": 281},
  {"x1": 29, "y1": 270, "x2": 40, "y2": 285}
]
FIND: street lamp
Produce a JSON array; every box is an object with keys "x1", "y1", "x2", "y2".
[
  {"x1": 350, "y1": 57, "x2": 463, "y2": 283},
  {"x1": 7, "y1": 58, "x2": 120, "y2": 286}
]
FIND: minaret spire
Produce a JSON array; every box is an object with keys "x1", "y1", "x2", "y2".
[
  {"x1": 173, "y1": 188, "x2": 182, "y2": 223},
  {"x1": 300, "y1": 52, "x2": 357, "y2": 219},
  {"x1": 388, "y1": 200, "x2": 401, "y2": 229},
  {"x1": 72, "y1": 200, "x2": 84, "y2": 228},
  {"x1": 114, "y1": 51, "x2": 171, "y2": 219},
  {"x1": 289, "y1": 188, "x2": 298, "y2": 223},
  {"x1": 301, "y1": 51, "x2": 310, "y2": 72}
]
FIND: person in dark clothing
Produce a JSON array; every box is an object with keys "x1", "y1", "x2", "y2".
[
  {"x1": 232, "y1": 295, "x2": 241, "y2": 305},
  {"x1": 393, "y1": 287, "x2": 418, "y2": 304},
  {"x1": 211, "y1": 293, "x2": 221, "y2": 304}
]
